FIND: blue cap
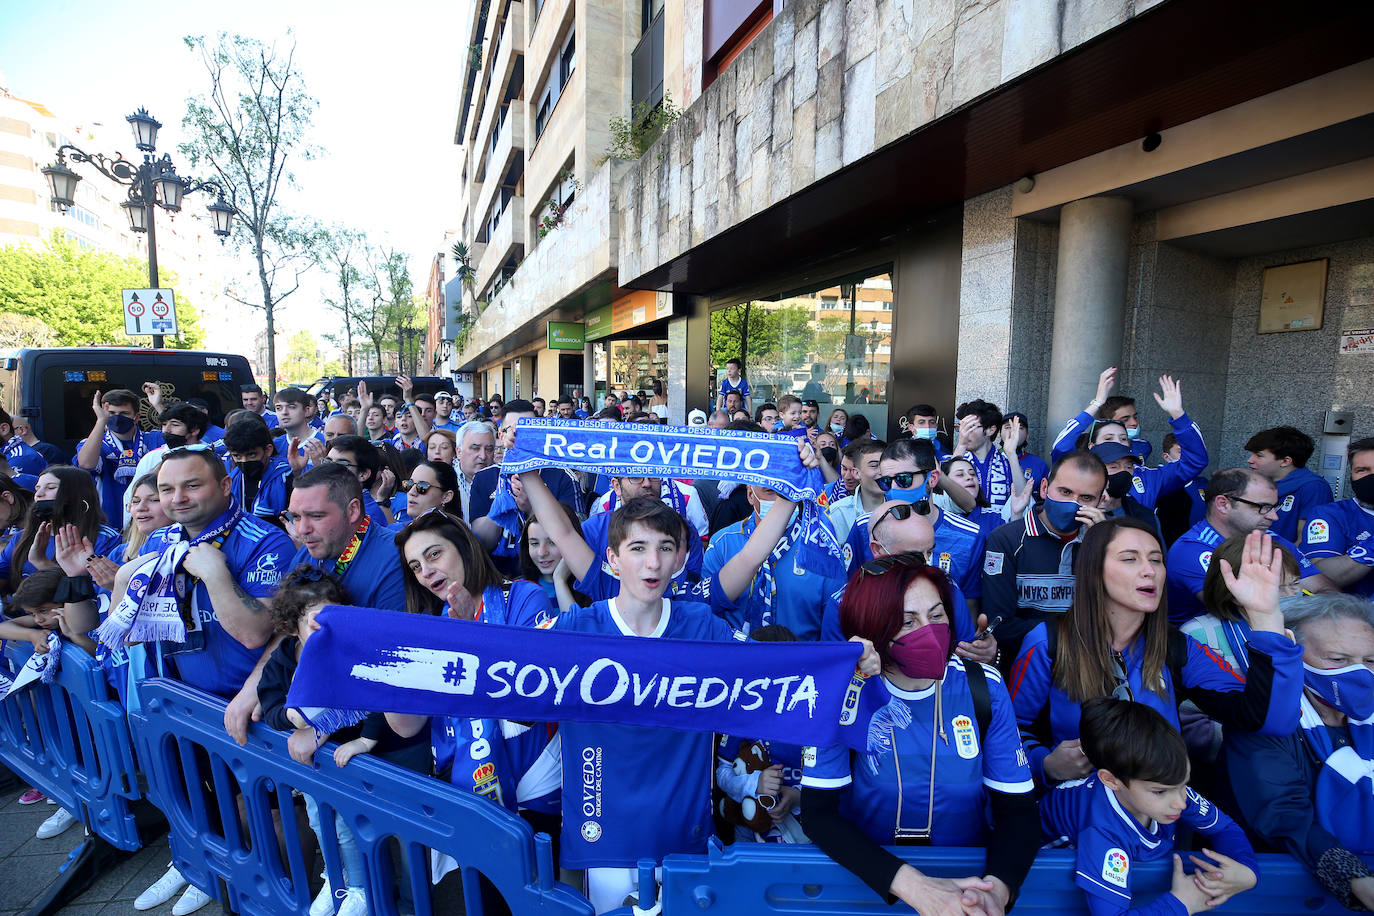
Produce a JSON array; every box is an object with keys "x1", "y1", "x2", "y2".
[{"x1": 1090, "y1": 442, "x2": 1137, "y2": 465}]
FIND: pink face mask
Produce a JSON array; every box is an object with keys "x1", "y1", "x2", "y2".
[{"x1": 888, "y1": 623, "x2": 950, "y2": 679}]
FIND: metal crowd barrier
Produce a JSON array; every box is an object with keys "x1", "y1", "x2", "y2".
[
  {"x1": 0, "y1": 640, "x2": 142, "y2": 850},
  {"x1": 129, "y1": 677, "x2": 593, "y2": 916}
]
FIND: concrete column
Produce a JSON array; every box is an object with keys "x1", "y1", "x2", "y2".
[
  {"x1": 1046, "y1": 197, "x2": 1133, "y2": 429},
  {"x1": 665, "y1": 294, "x2": 710, "y2": 425},
  {"x1": 582, "y1": 341, "x2": 596, "y2": 404},
  {"x1": 515, "y1": 355, "x2": 535, "y2": 399}
]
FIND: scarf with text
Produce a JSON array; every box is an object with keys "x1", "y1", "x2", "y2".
[
  {"x1": 288, "y1": 605, "x2": 905, "y2": 752},
  {"x1": 964, "y1": 447, "x2": 1012, "y2": 508},
  {"x1": 1300, "y1": 694, "x2": 1374, "y2": 854},
  {"x1": 0, "y1": 632, "x2": 61, "y2": 701},
  {"x1": 94, "y1": 505, "x2": 243, "y2": 648},
  {"x1": 505, "y1": 420, "x2": 842, "y2": 571}
]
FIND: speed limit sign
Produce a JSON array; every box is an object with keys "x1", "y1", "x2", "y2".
[{"x1": 122, "y1": 289, "x2": 177, "y2": 337}]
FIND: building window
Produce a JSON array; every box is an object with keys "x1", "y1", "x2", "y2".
[
  {"x1": 709, "y1": 269, "x2": 894, "y2": 438},
  {"x1": 534, "y1": 28, "x2": 576, "y2": 140}
]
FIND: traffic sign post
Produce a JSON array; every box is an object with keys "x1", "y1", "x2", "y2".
[{"x1": 122, "y1": 289, "x2": 177, "y2": 339}]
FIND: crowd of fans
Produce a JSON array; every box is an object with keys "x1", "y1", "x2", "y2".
[{"x1": 0, "y1": 363, "x2": 1371, "y2": 916}]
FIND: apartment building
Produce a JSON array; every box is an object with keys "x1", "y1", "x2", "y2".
[{"x1": 454, "y1": 0, "x2": 1374, "y2": 470}]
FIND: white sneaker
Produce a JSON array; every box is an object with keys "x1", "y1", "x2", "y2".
[
  {"x1": 309, "y1": 877, "x2": 339, "y2": 916},
  {"x1": 336, "y1": 887, "x2": 368, "y2": 916},
  {"x1": 35, "y1": 807, "x2": 77, "y2": 839},
  {"x1": 171, "y1": 884, "x2": 213, "y2": 915},
  {"x1": 135, "y1": 865, "x2": 188, "y2": 911}
]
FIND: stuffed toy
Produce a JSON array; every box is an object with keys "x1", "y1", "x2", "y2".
[{"x1": 718, "y1": 739, "x2": 777, "y2": 836}]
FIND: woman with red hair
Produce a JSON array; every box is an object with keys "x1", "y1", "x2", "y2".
[{"x1": 800, "y1": 553, "x2": 1040, "y2": 915}]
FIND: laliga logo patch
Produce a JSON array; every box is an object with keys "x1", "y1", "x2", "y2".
[
  {"x1": 842, "y1": 544, "x2": 853, "y2": 567},
  {"x1": 1102, "y1": 848, "x2": 1130, "y2": 888},
  {"x1": 951, "y1": 714, "x2": 978, "y2": 759},
  {"x1": 1306, "y1": 519, "x2": 1329, "y2": 544},
  {"x1": 803, "y1": 746, "x2": 817, "y2": 768},
  {"x1": 1199, "y1": 550, "x2": 1212, "y2": 572},
  {"x1": 581, "y1": 820, "x2": 602, "y2": 842}
]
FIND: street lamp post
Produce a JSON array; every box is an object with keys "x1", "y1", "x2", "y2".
[{"x1": 41, "y1": 108, "x2": 236, "y2": 348}]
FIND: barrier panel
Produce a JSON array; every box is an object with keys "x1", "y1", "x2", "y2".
[
  {"x1": 130, "y1": 677, "x2": 594, "y2": 916},
  {"x1": 619, "y1": 841, "x2": 1347, "y2": 915},
  {"x1": 0, "y1": 641, "x2": 143, "y2": 851}
]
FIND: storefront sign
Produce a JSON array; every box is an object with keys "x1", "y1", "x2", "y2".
[
  {"x1": 584, "y1": 304, "x2": 613, "y2": 341},
  {"x1": 612, "y1": 290, "x2": 673, "y2": 333},
  {"x1": 547, "y1": 321, "x2": 585, "y2": 350}
]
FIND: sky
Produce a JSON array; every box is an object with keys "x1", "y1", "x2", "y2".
[{"x1": 0, "y1": 0, "x2": 467, "y2": 355}]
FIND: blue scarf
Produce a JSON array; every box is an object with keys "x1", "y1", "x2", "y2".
[
  {"x1": 747, "y1": 507, "x2": 846, "y2": 631},
  {"x1": 288, "y1": 605, "x2": 903, "y2": 753},
  {"x1": 1300, "y1": 694, "x2": 1374, "y2": 854},
  {"x1": 94, "y1": 505, "x2": 244, "y2": 648},
  {"x1": 965, "y1": 447, "x2": 1011, "y2": 507},
  {"x1": 604, "y1": 478, "x2": 689, "y2": 519},
  {"x1": 1220, "y1": 618, "x2": 1255, "y2": 675},
  {"x1": 505, "y1": 420, "x2": 843, "y2": 573},
  {"x1": 487, "y1": 475, "x2": 523, "y2": 559}
]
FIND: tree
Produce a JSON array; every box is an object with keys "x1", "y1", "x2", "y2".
[
  {"x1": 280, "y1": 328, "x2": 341, "y2": 383},
  {"x1": 0, "y1": 233, "x2": 205, "y2": 348},
  {"x1": 356, "y1": 246, "x2": 413, "y2": 374},
  {"x1": 315, "y1": 225, "x2": 367, "y2": 374},
  {"x1": 181, "y1": 32, "x2": 319, "y2": 395},
  {"x1": 709, "y1": 301, "x2": 814, "y2": 389}
]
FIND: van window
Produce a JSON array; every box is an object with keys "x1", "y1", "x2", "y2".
[{"x1": 46, "y1": 365, "x2": 245, "y2": 444}]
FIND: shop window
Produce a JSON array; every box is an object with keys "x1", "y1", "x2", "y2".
[{"x1": 710, "y1": 269, "x2": 893, "y2": 438}]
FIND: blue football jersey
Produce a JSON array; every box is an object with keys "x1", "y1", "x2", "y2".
[
  {"x1": 1273, "y1": 467, "x2": 1334, "y2": 544},
  {"x1": 1166, "y1": 521, "x2": 1317, "y2": 622},
  {"x1": 432, "y1": 716, "x2": 559, "y2": 814},
  {"x1": 2, "y1": 436, "x2": 47, "y2": 476},
  {"x1": 1041, "y1": 776, "x2": 1255, "y2": 912},
  {"x1": 551, "y1": 599, "x2": 735, "y2": 868},
  {"x1": 844, "y1": 508, "x2": 986, "y2": 599},
  {"x1": 1301, "y1": 499, "x2": 1374, "y2": 597},
  {"x1": 142, "y1": 515, "x2": 293, "y2": 698},
  {"x1": 801, "y1": 659, "x2": 1033, "y2": 846},
  {"x1": 287, "y1": 520, "x2": 407, "y2": 611},
  {"x1": 227, "y1": 456, "x2": 293, "y2": 520},
  {"x1": 79, "y1": 429, "x2": 163, "y2": 528}
]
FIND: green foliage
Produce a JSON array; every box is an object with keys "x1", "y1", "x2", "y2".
[
  {"x1": 280, "y1": 328, "x2": 341, "y2": 382},
  {"x1": 535, "y1": 169, "x2": 583, "y2": 240},
  {"x1": 449, "y1": 240, "x2": 476, "y2": 289},
  {"x1": 0, "y1": 232, "x2": 205, "y2": 349},
  {"x1": 709, "y1": 302, "x2": 812, "y2": 370},
  {"x1": 603, "y1": 93, "x2": 682, "y2": 161},
  {"x1": 355, "y1": 246, "x2": 416, "y2": 373},
  {"x1": 315, "y1": 225, "x2": 367, "y2": 374}
]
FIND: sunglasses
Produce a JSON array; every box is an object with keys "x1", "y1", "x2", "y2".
[
  {"x1": 876, "y1": 471, "x2": 928, "y2": 492},
  {"x1": 873, "y1": 501, "x2": 931, "y2": 533},
  {"x1": 857, "y1": 552, "x2": 927, "y2": 580},
  {"x1": 401, "y1": 479, "x2": 435, "y2": 495}
]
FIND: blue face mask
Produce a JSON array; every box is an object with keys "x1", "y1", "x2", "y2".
[
  {"x1": 912, "y1": 427, "x2": 938, "y2": 441},
  {"x1": 106, "y1": 414, "x2": 137, "y2": 435},
  {"x1": 756, "y1": 497, "x2": 776, "y2": 519},
  {"x1": 1042, "y1": 496, "x2": 1082, "y2": 533},
  {"x1": 886, "y1": 479, "x2": 930, "y2": 504},
  {"x1": 1126, "y1": 427, "x2": 1141, "y2": 440},
  {"x1": 830, "y1": 423, "x2": 846, "y2": 435},
  {"x1": 1304, "y1": 663, "x2": 1374, "y2": 721}
]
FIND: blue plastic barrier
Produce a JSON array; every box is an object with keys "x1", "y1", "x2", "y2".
[
  {"x1": 0, "y1": 640, "x2": 143, "y2": 850},
  {"x1": 130, "y1": 677, "x2": 594, "y2": 916},
  {"x1": 620, "y1": 840, "x2": 1346, "y2": 915}
]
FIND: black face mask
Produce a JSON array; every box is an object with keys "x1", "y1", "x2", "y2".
[
  {"x1": 820, "y1": 446, "x2": 839, "y2": 466},
  {"x1": 162, "y1": 433, "x2": 188, "y2": 449},
  {"x1": 236, "y1": 460, "x2": 265, "y2": 480},
  {"x1": 31, "y1": 499, "x2": 56, "y2": 523},
  {"x1": 1105, "y1": 471, "x2": 1134, "y2": 499},
  {"x1": 1353, "y1": 474, "x2": 1374, "y2": 506}
]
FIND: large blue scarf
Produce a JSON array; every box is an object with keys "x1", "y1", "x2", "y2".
[
  {"x1": 1300, "y1": 694, "x2": 1374, "y2": 854},
  {"x1": 503, "y1": 419, "x2": 843, "y2": 574},
  {"x1": 287, "y1": 606, "x2": 901, "y2": 753}
]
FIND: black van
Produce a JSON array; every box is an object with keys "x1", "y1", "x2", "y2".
[
  {"x1": 0, "y1": 348, "x2": 256, "y2": 458},
  {"x1": 306, "y1": 375, "x2": 452, "y2": 403}
]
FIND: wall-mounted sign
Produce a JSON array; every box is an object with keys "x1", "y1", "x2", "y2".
[
  {"x1": 584, "y1": 303, "x2": 613, "y2": 341},
  {"x1": 548, "y1": 321, "x2": 585, "y2": 350},
  {"x1": 1259, "y1": 259, "x2": 1327, "y2": 333},
  {"x1": 1339, "y1": 328, "x2": 1374, "y2": 355},
  {"x1": 612, "y1": 290, "x2": 672, "y2": 333}
]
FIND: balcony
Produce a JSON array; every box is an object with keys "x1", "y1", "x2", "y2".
[
  {"x1": 475, "y1": 105, "x2": 525, "y2": 229},
  {"x1": 473, "y1": 2, "x2": 525, "y2": 159},
  {"x1": 475, "y1": 195, "x2": 525, "y2": 295}
]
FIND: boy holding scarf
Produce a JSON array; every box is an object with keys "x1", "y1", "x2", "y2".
[{"x1": 76, "y1": 388, "x2": 164, "y2": 528}]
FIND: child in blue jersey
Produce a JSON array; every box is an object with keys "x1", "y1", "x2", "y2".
[
  {"x1": 801, "y1": 555, "x2": 1038, "y2": 914},
  {"x1": 1050, "y1": 367, "x2": 1156, "y2": 463},
  {"x1": 1043, "y1": 697, "x2": 1258, "y2": 916},
  {"x1": 1245, "y1": 425, "x2": 1333, "y2": 544},
  {"x1": 1299, "y1": 436, "x2": 1374, "y2": 597},
  {"x1": 716, "y1": 357, "x2": 751, "y2": 412},
  {"x1": 1, "y1": 467, "x2": 124, "y2": 595}
]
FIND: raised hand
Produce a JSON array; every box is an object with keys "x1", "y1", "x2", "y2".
[
  {"x1": 54, "y1": 524, "x2": 95, "y2": 577},
  {"x1": 87, "y1": 555, "x2": 120, "y2": 591},
  {"x1": 796, "y1": 438, "x2": 819, "y2": 469},
  {"x1": 28, "y1": 521, "x2": 56, "y2": 571},
  {"x1": 396, "y1": 375, "x2": 414, "y2": 398},
  {"x1": 1153, "y1": 374, "x2": 1185, "y2": 419},
  {"x1": 1094, "y1": 367, "x2": 1117, "y2": 405},
  {"x1": 1219, "y1": 529, "x2": 1282, "y2": 625},
  {"x1": 142, "y1": 381, "x2": 165, "y2": 415},
  {"x1": 91, "y1": 390, "x2": 106, "y2": 422},
  {"x1": 371, "y1": 467, "x2": 397, "y2": 502},
  {"x1": 286, "y1": 436, "x2": 309, "y2": 474},
  {"x1": 1000, "y1": 416, "x2": 1022, "y2": 455},
  {"x1": 446, "y1": 582, "x2": 480, "y2": 621},
  {"x1": 356, "y1": 380, "x2": 373, "y2": 410},
  {"x1": 1008, "y1": 473, "x2": 1035, "y2": 518},
  {"x1": 300, "y1": 436, "x2": 326, "y2": 466}
]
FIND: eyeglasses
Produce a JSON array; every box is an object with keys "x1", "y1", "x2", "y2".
[
  {"x1": 401, "y1": 479, "x2": 434, "y2": 495},
  {"x1": 1227, "y1": 495, "x2": 1278, "y2": 515},
  {"x1": 876, "y1": 471, "x2": 928, "y2": 492},
  {"x1": 858, "y1": 552, "x2": 927, "y2": 580}
]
